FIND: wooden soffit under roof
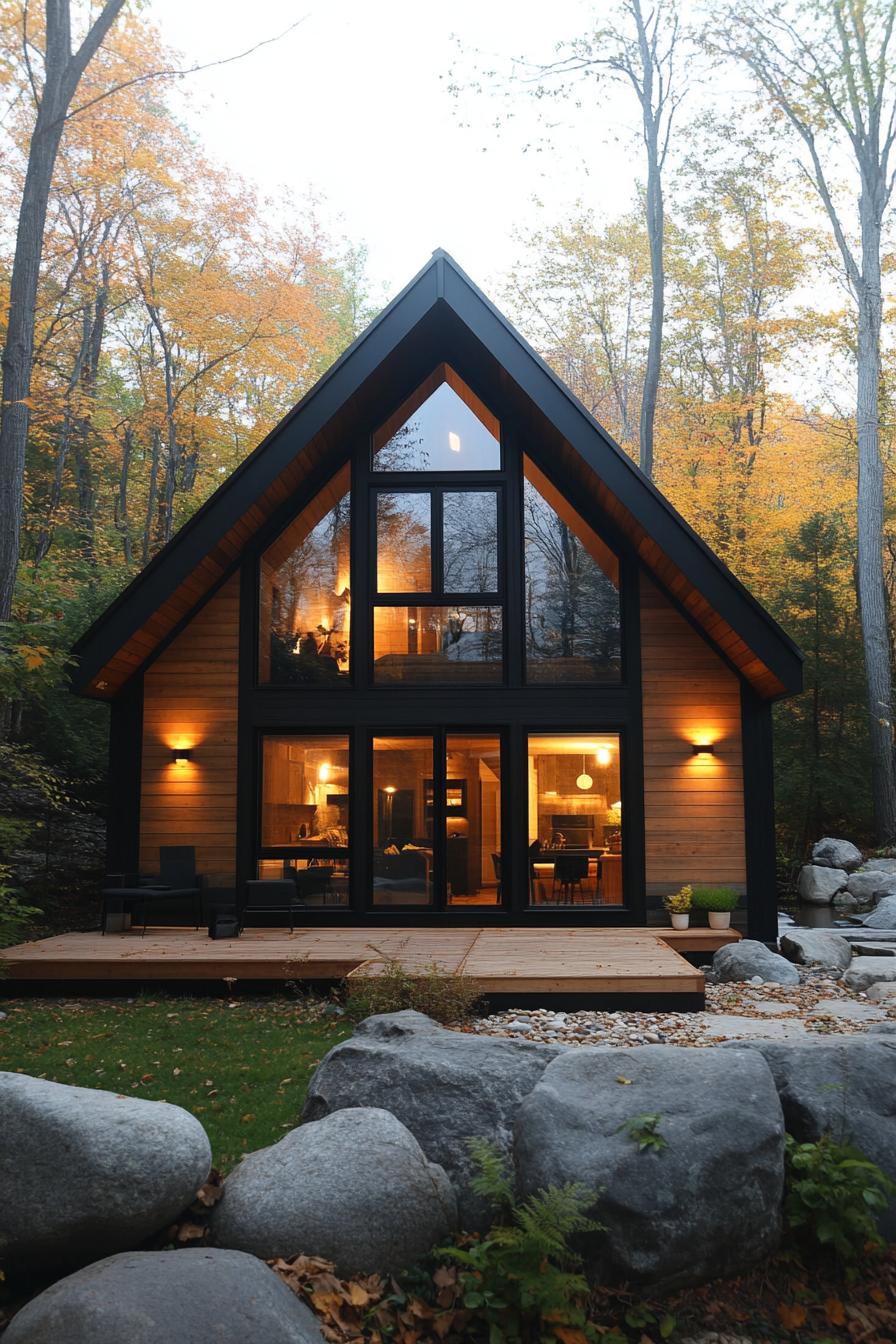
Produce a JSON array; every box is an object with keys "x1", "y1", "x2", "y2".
[{"x1": 71, "y1": 251, "x2": 802, "y2": 702}]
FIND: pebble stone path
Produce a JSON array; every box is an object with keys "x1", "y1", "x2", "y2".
[{"x1": 461, "y1": 967, "x2": 896, "y2": 1047}]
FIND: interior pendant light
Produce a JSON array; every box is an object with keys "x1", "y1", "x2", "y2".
[{"x1": 576, "y1": 755, "x2": 593, "y2": 791}]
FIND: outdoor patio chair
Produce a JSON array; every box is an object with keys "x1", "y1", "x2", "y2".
[
  {"x1": 100, "y1": 845, "x2": 205, "y2": 935},
  {"x1": 551, "y1": 853, "x2": 589, "y2": 904},
  {"x1": 240, "y1": 879, "x2": 307, "y2": 932}
]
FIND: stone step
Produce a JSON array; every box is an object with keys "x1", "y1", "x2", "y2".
[{"x1": 851, "y1": 942, "x2": 896, "y2": 957}]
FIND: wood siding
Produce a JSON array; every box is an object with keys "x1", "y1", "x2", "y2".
[
  {"x1": 640, "y1": 575, "x2": 746, "y2": 896},
  {"x1": 139, "y1": 576, "x2": 239, "y2": 886}
]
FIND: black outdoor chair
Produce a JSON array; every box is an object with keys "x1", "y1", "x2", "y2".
[
  {"x1": 551, "y1": 853, "x2": 589, "y2": 904},
  {"x1": 239, "y1": 877, "x2": 309, "y2": 932},
  {"x1": 490, "y1": 852, "x2": 502, "y2": 897},
  {"x1": 100, "y1": 845, "x2": 205, "y2": 935}
]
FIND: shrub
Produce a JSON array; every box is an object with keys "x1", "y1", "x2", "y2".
[
  {"x1": 784, "y1": 1134, "x2": 896, "y2": 1261},
  {"x1": 344, "y1": 955, "x2": 483, "y2": 1025},
  {"x1": 662, "y1": 885, "x2": 692, "y2": 913},
  {"x1": 689, "y1": 884, "x2": 739, "y2": 913},
  {"x1": 431, "y1": 1137, "x2": 604, "y2": 1343}
]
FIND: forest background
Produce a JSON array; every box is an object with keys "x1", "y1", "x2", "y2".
[{"x1": 0, "y1": 0, "x2": 888, "y2": 921}]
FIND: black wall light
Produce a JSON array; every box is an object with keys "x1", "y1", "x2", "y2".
[
  {"x1": 171, "y1": 747, "x2": 193, "y2": 764},
  {"x1": 692, "y1": 743, "x2": 716, "y2": 756}
]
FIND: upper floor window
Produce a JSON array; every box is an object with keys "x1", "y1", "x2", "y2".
[
  {"x1": 258, "y1": 466, "x2": 351, "y2": 685},
  {"x1": 372, "y1": 365, "x2": 501, "y2": 472}
]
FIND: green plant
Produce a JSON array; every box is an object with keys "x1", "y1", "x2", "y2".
[
  {"x1": 662, "y1": 886, "x2": 692, "y2": 914},
  {"x1": 689, "y1": 885, "x2": 740, "y2": 913},
  {"x1": 344, "y1": 954, "x2": 483, "y2": 1025},
  {"x1": 0, "y1": 885, "x2": 41, "y2": 953},
  {"x1": 431, "y1": 1137, "x2": 603, "y2": 1343},
  {"x1": 616, "y1": 1113, "x2": 667, "y2": 1154},
  {"x1": 784, "y1": 1134, "x2": 896, "y2": 1261}
]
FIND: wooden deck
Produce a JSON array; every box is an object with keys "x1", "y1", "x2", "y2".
[{"x1": 0, "y1": 926, "x2": 739, "y2": 1006}]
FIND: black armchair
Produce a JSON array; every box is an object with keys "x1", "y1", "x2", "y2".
[{"x1": 101, "y1": 846, "x2": 205, "y2": 935}]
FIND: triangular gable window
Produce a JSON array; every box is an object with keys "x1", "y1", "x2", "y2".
[
  {"x1": 258, "y1": 464, "x2": 351, "y2": 684},
  {"x1": 373, "y1": 364, "x2": 500, "y2": 471},
  {"x1": 523, "y1": 456, "x2": 621, "y2": 683}
]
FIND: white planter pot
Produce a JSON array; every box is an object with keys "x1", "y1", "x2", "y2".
[
  {"x1": 669, "y1": 912, "x2": 690, "y2": 930},
  {"x1": 708, "y1": 911, "x2": 732, "y2": 930}
]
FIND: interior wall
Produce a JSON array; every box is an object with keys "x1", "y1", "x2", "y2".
[
  {"x1": 139, "y1": 576, "x2": 239, "y2": 887},
  {"x1": 640, "y1": 575, "x2": 747, "y2": 897}
]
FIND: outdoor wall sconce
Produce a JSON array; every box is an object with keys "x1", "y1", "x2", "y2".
[
  {"x1": 171, "y1": 748, "x2": 192, "y2": 764},
  {"x1": 692, "y1": 743, "x2": 716, "y2": 756}
]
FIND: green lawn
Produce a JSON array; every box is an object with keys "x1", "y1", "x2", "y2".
[{"x1": 0, "y1": 995, "x2": 353, "y2": 1171}]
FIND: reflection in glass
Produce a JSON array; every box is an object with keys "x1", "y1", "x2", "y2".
[
  {"x1": 376, "y1": 492, "x2": 431, "y2": 592},
  {"x1": 527, "y1": 733, "x2": 623, "y2": 908},
  {"x1": 259, "y1": 469, "x2": 350, "y2": 685},
  {"x1": 443, "y1": 491, "x2": 498, "y2": 593},
  {"x1": 373, "y1": 365, "x2": 500, "y2": 472},
  {"x1": 524, "y1": 457, "x2": 621, "y2": 683},
  {"x1": 373, "y1": 606, "x2": 502, "y2": 683},
  {"x1": 445, "y1": 735, "x2": 501, "y2": 907},
  {"x1": 372, "y1": 736, "x2": 434, "y2": 905},
  {"x1": 259, "y1": 735, "x2": 349, "y2": 906}
]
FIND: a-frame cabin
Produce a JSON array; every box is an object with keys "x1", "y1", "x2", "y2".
[{"x1": 72, "y1": 251, "x2": 802, "y2": 941}]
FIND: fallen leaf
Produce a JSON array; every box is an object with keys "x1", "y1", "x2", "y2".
[
  {"x1": 777, "y1": 1302, "x2": 807, "y2": 1331},
  {"x1": 616, "y1": 1076, "x2": 633, "y2": 1085},
  {"x1": 824, "y1": 1296, "x2": 846, "y2": 1326}
]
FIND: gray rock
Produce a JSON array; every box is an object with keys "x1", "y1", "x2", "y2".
[
  {"x1": 867, "y1": 982, "x2": 896, "y2": 1003},
  {"x1": 846, "y1": 872, "x2": 896, "y2": 902},
  {"x1": 833, "y1": 892, "x2": 860, "y2": 911},
  {"x1": 778, "y1": 929, "x2": 852, "y2": 973},
  {"x1": 2, "y1": 1249, "x2": 324, "y2": 1344},
  {"x1": 868, "y1": 1016, "x2": 896, "y2": 1028},
  {"x1": 862, "y1": 895, "x2": 896, "y2": 930},
  {"x1": 852, "y1": 941, "x2": 896, "y2": 957},
  {"x1": 303, "y1": 1010, "x2": 564, "y2": 1230},
  {"x1": 811, "y1": 998, "x2": 884, "y2": 1022},
  {"x1": 842, "y1": 927, "x2": 896, "y2": 942},
  {"x1": 514, "y1": 1045, "x2": 784, "y2": 1290},
  {"x1": 812, "y1": 838, "x2": 863, "y2": 871},
  {"x1": 212, "y1": 1107, "x2": 455, "y2": 1274},
  {"x1": 0, "y1": 1073, "x2": 211, "y2": 1271},
  {"x1": 842, "y1": 958, "x2": 896, "y2": 992},
  {"x1": 713, "y1": 940, "x2": 800, "y2": 985},
  {"x1": 861, "y1": 857, "x2": 896, "y2": 873},
  {"x1": 797, "y1": 865, "x2": 848, "y2": 904},
  {"x1": 720, "y1": 1037, "x2": 896, "y2": 1237}
]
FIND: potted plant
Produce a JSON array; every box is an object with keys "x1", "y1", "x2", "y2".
[
  {"x1": 662, "y1": 885, "x2": 692, "y2": 930},
  {"x1": 691, "y1": 884, "x2": 740, "y2": 929}
]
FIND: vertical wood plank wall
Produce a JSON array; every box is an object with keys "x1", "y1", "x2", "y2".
[
  {"x1": 140, "y1": 576, "x2": 239, "y2": 886},
  {"x1": 640, "y1": 575, "x2": 746, "y2": 896}
]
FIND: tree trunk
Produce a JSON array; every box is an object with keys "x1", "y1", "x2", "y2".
[
  {"x1": 855, "y1": 224, "x2": 896, "y2": 841},
  {"x1": 640, "y1": 140, "x2": 663, "y2": 480}
]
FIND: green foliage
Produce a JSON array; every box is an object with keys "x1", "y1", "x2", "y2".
[
  {"x1": 431, "y1": 1138, "x2": 603, "y2": 1344},
  {"x1": 689, "y1": 885, "x2": 739, "y2": 912},
  {"x1": 343, "y1": 955, "x2": 483, "y2": 1025},
  {"x1": 0, "y1": 888, "x2": 41, "y2": 954},
  {"x1": 615, "y1": 1113, "x2": 668, "y2": 1154},
  {"x1": 784, "y1": 1134, "x2": 896, "y2": 1261},
  {"x1": 662, "y1": 885, "x2": 692, "y2": 913}
]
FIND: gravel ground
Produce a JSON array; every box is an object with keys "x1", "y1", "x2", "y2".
[{"x1": 462, "y1": 967, "x2": 896, "y2": 1047}]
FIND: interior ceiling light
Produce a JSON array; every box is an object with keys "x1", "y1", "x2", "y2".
[
  {"x1": 576, "y1": 755, "x2": 593, "y2": 791},
  {"x1": 596, "y1": 747, "x2": 611, "y2": 766},
  {"x1": 448, "y1": 431, "x2": 461, "y2": 452}
]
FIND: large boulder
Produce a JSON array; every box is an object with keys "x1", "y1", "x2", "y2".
[
  {"x1": 846, "y1": 871, "x2": 896, "y2": 902},
  {"x1": 812, "y1": 838, "x2": 863, "y2": 871},
  {"x1": 722, "y1": 1037, "x2": 896, "y2": 1238},
  {"x1": 862, "y1": 857, "x2": 896, "y2": 873},
  {"x1": 212, "y1": 1107, "x2": 455, "y2": 1274},
  {"x1": 0, "y1": 1073, "x2": 211, "y2": 1272},
  {"x1": 867, "y1": 982, "x2": 896, "y2": 1003},
  {"x1": 778, "y1": 929, "x2": 852, "y2": 974},
  {"x1": 797, "y1": 865, "x2": 848, "y2": 904},
  {"x1": 842, "y1": 957, "x2": 896, "y2": 993},
  {"x1": 514, "y1": 1045, "x2": 784, "y2": 1291},
  {"x1": 2, "y1": 1249, "x2": 325, "y2": 1344},
  {"x1": 712, "y1": 940, "x2": 800, "y2": 985},
  {"x1": 302, "y1": 1010, "x2": 564, "y2": 1229},
  {"x1": 862, "y1": 895, "x2": 896, "y2": 930}
]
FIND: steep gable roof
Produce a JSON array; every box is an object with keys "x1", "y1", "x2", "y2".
[{"x1": 72, "y1": 250, "x2": 802, "y2": 700}]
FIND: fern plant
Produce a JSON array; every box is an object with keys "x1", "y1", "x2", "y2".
[{"x1": 432, "y1": 1137, "x2": 604, "y2": 1344}]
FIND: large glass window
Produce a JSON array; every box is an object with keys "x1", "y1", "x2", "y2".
[
  {"x1": 524, "y1": 457, "x2": 621, "y2": 684},
  {"x1": 445, "y1": 735, "x2": 501, "y2": 907},
  {"x1": 373, "y1": 365, "x2": 500, "y2": 472},
  {"x1": 527, "y1": 734, "x2": 623, "y2": 907},
  {"x1": 443, "y1": 491, "x2": 499, "y2": 593},
  {"x1": 372, "y1": 736, "x2": 434, "y2": 906},
  {"x1": 373, "y1": 605, "x2": 503, "y2": 683},
  {"x1": 259, "y1": 468, "x2": 351, "y2": 685},
  {"x1": 376, "y1": 492, "x2": 431, "y2": 592},
  {"x1": 259, "y1": 735, "x2": 349, "y2": 906}
]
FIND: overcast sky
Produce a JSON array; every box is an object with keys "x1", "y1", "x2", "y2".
[{"x1": 150, "y1": 0, "x2": 643, "y2": 303}]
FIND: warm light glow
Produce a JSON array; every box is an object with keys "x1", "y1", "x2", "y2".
[
  {"x1": 596, "y1": 747, "x2": 611, "y2": 766},
  {"x1": 448, "y1": 431, "x2": 461, "y2": 453},
  {"x1": 384, "y1": 785, "x2": 397, "y2": 794},
  {"x1": 318, "y1": 763, "x2": 331, "y2": 783},
  {"x1": 611, "y1": 800, "x2": 622, "y2": 812},
  {"x1": 576, "y1": 772, "x2": 593, "y2": 791}
]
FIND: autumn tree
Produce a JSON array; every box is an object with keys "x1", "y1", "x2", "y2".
[{"x1": 712, "y1": 0, "x2": 896, "y2": 842}]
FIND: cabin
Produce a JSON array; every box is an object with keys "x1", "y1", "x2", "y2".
[{"x1": 71, "y1": 251, "x2": 802, "y2": 943}]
